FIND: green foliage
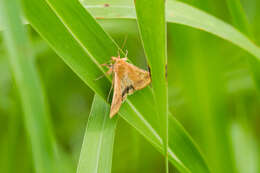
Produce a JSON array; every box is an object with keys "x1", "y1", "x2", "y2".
[
  {"x1": 77, "y1": 95, "x2": 118, "y2": 173},
  {"x1": 83, "y1": 0, "x2": 260, "y2": 60},
  {"x1": 21, "y1": 0, "x2": 209, "y2": 172},
  {"x1": 0, "y1": 0, "x2": 58, "y2": 172},
  {"x1": 134, "y1": 0, "x2": 168, "y2": 171},
  {"x1": 0, "y1": 0, "x2": 259, "y2": 173}
]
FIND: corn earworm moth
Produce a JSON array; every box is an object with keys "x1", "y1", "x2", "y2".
[{"x1": 103, "y1": 55, "x2": 151, "y2": 118}]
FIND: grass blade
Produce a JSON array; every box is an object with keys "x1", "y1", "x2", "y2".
[
  {"x1": 77, "y1": 95, "x2": 118, "y2": 173},
  {"x1": 231, "y1": 122, "x2": 259, "y2": 173},
  {"x1": 230, "y1": 98, "x2": 259, "y2": 173},
  {"x1": 21, "y1": 0, "x2": 210, "y2": 172},
  {"x1": 225, "y1": 0, "x2": 260, "y2": 92},
  {"x1": 224, "y1": 3, "x2": 260, "y2": 172},
  {"x1": 168, "y1": 23, "x2": 238, "y2": 173},
  {"x1": 82, "y1": 0, "x2": 260, "y2": 60},
  {"x1": 225, "y1": 0, "x2": 253, "y2": 38},
  {"x1": 134, "y1": 0, "x2": 168, "y2": 171},
  {"x1": 0, "y1": 0, "x2": 58, "y2": 172}
]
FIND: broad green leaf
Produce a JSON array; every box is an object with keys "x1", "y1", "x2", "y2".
[
  {"x1": 82, "y1": 0, "x2": 260, "y2": 60},
  {"x1": 134, "y1": 0, "x2": 168, "y2": 171},
  {"x1": 21, "y1": 0, "x2": 210, "y2": 172},
  {"x1": 0, "y1": 0, "x2": 58, "y2": 173},
  {"x1": 77, "y1": 95, "x2": 118, "y2": 173}
]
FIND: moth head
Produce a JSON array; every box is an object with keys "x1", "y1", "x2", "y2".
[{"x1": 111, "y1": 56, "x2": 124, "y2": 63}]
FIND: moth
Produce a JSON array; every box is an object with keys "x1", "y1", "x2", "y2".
[{"x1": 103, "y1": 55, "x2": 151, "y2": 118}]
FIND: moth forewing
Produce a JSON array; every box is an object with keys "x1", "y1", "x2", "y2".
[
  {"x1": 127, "y1": 63, "x2": 151, "y2": 90},
  {"x1": 106, "y1": 56, "x2": 151, "y2": 118},
  {"x1": 109, "y1": 72, "x2": 122, "y2": 118}
]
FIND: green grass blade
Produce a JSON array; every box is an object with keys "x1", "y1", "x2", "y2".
[
  {"x1": 82, "y1": 0, "x2": 260, "y2": 60},
  {"x1": 231, "y1": 122, "x2": 259, "y2": 173},
  {"x1": 0, "y1": 16, "x2": 5, "y2": 31},
  {"x1": 0, "y1": 0, "x2": 58, "y2": 173},
  {"x1": 168, "y1": 25, "x2": 236, "y2": 173},
  {"x1": 21, "y1": 0, "x2": 210, "y2": 172},
  {"x1": 225, "y1": 0, "x2": 260, "y2": 92},
  {"x1": 134, "y1": 0, "x2": 168, "y2": 171},
  {"x1": 77, "y1": 95, "x2": 118, "y2": 173},
  {"x1": 225, "y1": 0, "x2": 253, "y2": 38},
  {"x1": 230, "y1": 99, "x2": 259, "y2": 173}
]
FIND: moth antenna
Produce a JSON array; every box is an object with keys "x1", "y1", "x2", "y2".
[
  {"x1": 125, "y1": 50, "x2": 128, "y2": 57},
  {"x1": 94, "y1": 74, "x2": 105, "y2": 81},
  {"x1": 117, "y1": 35, "x2": 128, "y2": 58},
  {"x1": 121, "y1": 35, "x2": 128, "y2": 51}
]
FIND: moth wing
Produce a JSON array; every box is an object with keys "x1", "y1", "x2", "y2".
[
  {"x1": 109, "y1": 61, "x2": 151, "y2": 118},
  {"x1": 110, "y1": 72, "x2": 122, "y2": 118},
  {"x1": 126, "y1": 63, "x2": 151, "y2": 90},
  {"x1": 121, "y1": 74, "x2": 135, "y2": 101}
]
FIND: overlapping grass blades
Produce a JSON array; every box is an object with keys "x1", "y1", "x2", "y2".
[
  {"x1": 77, "y1": 95, "x2": 118, "y2": 173},
  {"x1": 21, "y1": 0, "x2": 210, "y2": 172},
  {"x1": 134, "y1": 0, "x2": 168, "y2": 171},
  {"x1": 0, "y1": 0, "x2": 58, "y2": 172}
]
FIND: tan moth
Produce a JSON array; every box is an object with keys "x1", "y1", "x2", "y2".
[{"x1": 103, "y1": 54, "x2": 151, "y2": 118}]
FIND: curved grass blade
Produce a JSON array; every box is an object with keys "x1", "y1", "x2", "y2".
[
  {"x1": 225, "y1": 0, "x2": 253, "y2": 38},
  {"x1": 225, "y1": 0, "x2": 260, "y2": 92},
  {"x1": 134, "y1": 0, "x2": 168, "y2": 171},
  {"x1": 77, "y1": 95, "x2": 118, "y2": 173},
  {"x1": 82, "y1": 0, "x2": 260, "y2": 60},
  {"x1": 225, "y1": 0, "x2": 260, "y2": 165},
  {"x1": 21, "y1": 0, "x2": 210, "y2": 172},
  {"x1": 0, "y1": 0, "x2": 58, "y2": 172}
]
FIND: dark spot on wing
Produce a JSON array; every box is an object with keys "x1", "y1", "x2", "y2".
[
  {"x1": 104, "y1": 3, "x2": 110, "y2": 7},
  {"x1": 122, "y1": 85, "x2": 135, "y2": 99},
  {"x1": 148, "y1": 65, "x2": 151, "y2": 77}
]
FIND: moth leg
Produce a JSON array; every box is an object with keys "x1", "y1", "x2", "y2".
[
  {"x1": 106, "y1": 67, "x2": 113, "y2": 75},
  {"x1": 107, "y1": 77, "x2": 114, "y2": 102},
  {"x1": 117, "y1": 50, "x2": 121, "y2": 58},
  {"x1": 94, "y1": 74, "x2": 105, "y2": 81},
  {"x1": 95, "y1": 65, "x2": 113, "y2": 81},
  {"x1": 101, "y1": 63, "x2": 113, "y2": 75},
  {"x1": 101, "y1": 63, "x2": 112, "y2": 68}
]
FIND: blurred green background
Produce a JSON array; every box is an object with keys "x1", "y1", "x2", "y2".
[{"x1": 0, "y1": 0, "x2": 260, "y2": 172}]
